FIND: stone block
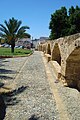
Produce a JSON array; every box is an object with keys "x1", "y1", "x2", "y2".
[
  {"x1": 45, "y1": 54, "x2": 51, "y2": 62},
  {"x1": 50, "y1": 61, "x2": 61, "y2": 79}
]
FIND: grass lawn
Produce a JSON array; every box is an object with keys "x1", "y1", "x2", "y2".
[{"x1": 0, "y1": 47, "x2": 33, "y2": 57}]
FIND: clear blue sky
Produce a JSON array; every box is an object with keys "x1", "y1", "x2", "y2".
[{"x1": 0, "y1": 0, "x2": 80, "y2": 39}]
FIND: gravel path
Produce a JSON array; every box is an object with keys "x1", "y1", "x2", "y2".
[
  {"x1": 0, "y1": 51, "x2": 80, "y2": 120},
  {"x1": 48, "y1": 61, "x2": 80, "y2": 120},
  {"x1": 0, "y1": 51, "x2": 59, "y2": 120}
]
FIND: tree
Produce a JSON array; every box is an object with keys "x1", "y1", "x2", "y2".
[
  {"x1": 49, "y1": 7, "x2": 68, "y2": 39},
  {"x1": 0, "y1": 17, "x2": 30, "y2": 53},
  {"x1": 68, "y1": 6, "x2": 80, "y2": 34},
  {"x1": 49, "y1": 6, "x2": 80, "y2": 40},
  {"x1": 69, "y1": 6, "x2": 75, "y2": 15}
]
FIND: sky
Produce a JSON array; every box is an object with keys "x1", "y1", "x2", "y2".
[{"x1": 0, "y1": 0, "x2": 80, "y2": 39}]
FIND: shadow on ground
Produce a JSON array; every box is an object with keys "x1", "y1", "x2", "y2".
[
  {"x1": 0, "y1": 64, "x2": 4, "y2": 67},
  {"x1": 0, "y1": 68, "x2": 17, "y2": 74},
  {"x1": 0, "y1": 58, "x2": 17, "y2": 80},
  {"x1": 28, "y1": 114, "x2": 40, "y2": 120},
  {"x1": 0, "y1": 95, "x2": 6, "y2": 120},
  {"x1": 0, "y1": 85, "x2": 28, "y2": 120},
  {"x1": 0, "y1": 59, "x2": 28, "y2": 119},
  {"x1": 2, "y1": 85, "x2": 28, "y2": 106},
  {"x1": 0, "y1": 75, "x2": 13, "y2": 80}
]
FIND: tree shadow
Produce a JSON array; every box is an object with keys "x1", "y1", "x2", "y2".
[
  {"x1": 0, "y1": 85, "x2": 28, "y2": 120},
  {"x1": 0, "y1": 59, "x2": 6, "y2": 67},
  {"x1": 0, "y1": 59, "x2": 9, "y2": 64},
  {"x1": 0, "y1": 67, "x2": 18, "y2": 82},
  {"x1": 28, "y1": 114, "x2": 40, "y2": 120},
  {"x1": 2, "y1": 85, "x2": 28, "y2": 106},
  {"x1": 0, "y1": 83, "x2": 4, "y2": 88},
  {"x1": 0, "y1": 59, "x2": 29, "y2": 119},
  {"x1": 0, "y1": 75, "x2": 13, "y2": 80},
  {"x1": 0, "y1": 68, "x2": 17, "y2": 74},
  {"x1": 0, "y1": 95, "x2": 6, "y2": 120},
  {"x1": 2, "y1": 60, "x2": 9, "y2": 63},
  {"x1": 0, "y1": 64, "x2": 4, "y2": 67}
]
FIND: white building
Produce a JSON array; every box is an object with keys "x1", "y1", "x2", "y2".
[
  {"x1": 15, "y1": 38, "x2": 31, "y2": 49},
  {"x1": 32, "y1": 37, "x2": 49, "y2": 49}
]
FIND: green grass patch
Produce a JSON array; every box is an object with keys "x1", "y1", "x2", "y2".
[{"x1": 0, "y1": 47, "x2": 33, "y2": 57}]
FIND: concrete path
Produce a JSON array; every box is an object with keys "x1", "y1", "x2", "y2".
[
  {"x1": 0, "y1": 51, "x2": 80, "y2": 120},
  {"x1": 2, "y1": 51, "x2": 59, "y2": 120}
]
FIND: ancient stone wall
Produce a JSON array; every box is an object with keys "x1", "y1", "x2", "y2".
[{"x1": 38, "y1": 33, "x2": 80, "y2": 91}]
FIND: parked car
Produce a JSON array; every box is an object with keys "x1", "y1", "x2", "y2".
[
  {"x1": 18, "y1": 46, "x2": 23, "y2": 49},
  {"x1": 15, "y1": 45, "x2": 19, "y2": 48},
  {"x1": 1, "y1": 43, "x2": 9, "y2": 47},
  {"x1": 4, "y1": 44, "x2": 10, "y2": 48}
]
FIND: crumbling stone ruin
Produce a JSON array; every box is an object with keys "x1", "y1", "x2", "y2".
[{"x1": 37, "y1": 33, "x2": 80, "y2": 91}]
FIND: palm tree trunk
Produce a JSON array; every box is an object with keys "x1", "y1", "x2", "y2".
[
  {"x1": 11, "y1": 45, "x2": 14, "y2": 53},
  {"x1": 11, "y1": 39, "x2": 15, "y2": 53}
]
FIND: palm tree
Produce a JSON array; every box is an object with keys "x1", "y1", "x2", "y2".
[{"x1": 0, "y1": 17, "x2": 30, "y2": 53}]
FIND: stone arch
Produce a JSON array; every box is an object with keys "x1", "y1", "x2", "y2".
[
  {"x1": 42, "y1": 44, "x2": 46, "y2": 52},
  {"x1": 46, "y1": 43, "x2": 51, "y2": 55},
  {"x1": 65, "y1": 47, "x2": 80, "y2": 89},
  {"x1": 51, "y1": 43, "x2": 61, "y2": 65},
  {"x1": 38, "y1": 44, "x2": 42, "y2": 51}
]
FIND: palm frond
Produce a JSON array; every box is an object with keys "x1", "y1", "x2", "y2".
[
  {"x1": 17, "y1": 25, "x2": 29, "y2": 35},
  {"x1": 4, "y1": 20, "x2": 10, "y2": 32},
  {"x1": 14, "y1": 20, "x2": 22, "y2": 33},
  {"x1": 0, "y1": 17, "x2": 30, "y2": 44},
  {"x1": 0, "y1": 32, "x2": 7, "y2": 39},
  {"x1": 0, "y1": 32, "x2": 4, "y2": 37},
  {"x1": 17, "y1": 30, "x2": 30, "y2": 38},
  {"x1": 0, "y1": 24, "x2": 9, "y2": 35},
  {"x1": 20, "y1": 26, "x2": 30, "y2": 29},
  {"x1": 23, "y1": 33, "x2": 31, "y2": 38}
]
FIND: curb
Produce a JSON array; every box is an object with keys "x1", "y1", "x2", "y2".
[{"x1": 41, "y1": 52, "x2": 70, "y2": 120}]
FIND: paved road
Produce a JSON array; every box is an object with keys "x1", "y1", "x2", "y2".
[
  {"x1": 0, "y1": 51, "x2": 80, "y2": 120},
  {"x1": 2, "y1": 51, "x2": 59, "y2": 120}
]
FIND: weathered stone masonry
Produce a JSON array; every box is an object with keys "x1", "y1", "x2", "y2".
[{"x1": 37, "y1": 33, "x2": 80, "y2": 91}]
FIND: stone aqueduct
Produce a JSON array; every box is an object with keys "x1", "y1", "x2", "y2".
[{"x1": 37, "y1": 33, "x2": 80, "y2": 91}]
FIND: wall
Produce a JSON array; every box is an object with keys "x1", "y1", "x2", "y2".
[{"x1": 38, "y1": 33, "x2": 80, "y2": 91}]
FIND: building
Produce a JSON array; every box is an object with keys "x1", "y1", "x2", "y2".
[
  {"x1": 15, "y1": 38, "x2": 31, "y2": 49},
  {"x1": 32, "y1": 37, "x2": 49, "y2": 49}
]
